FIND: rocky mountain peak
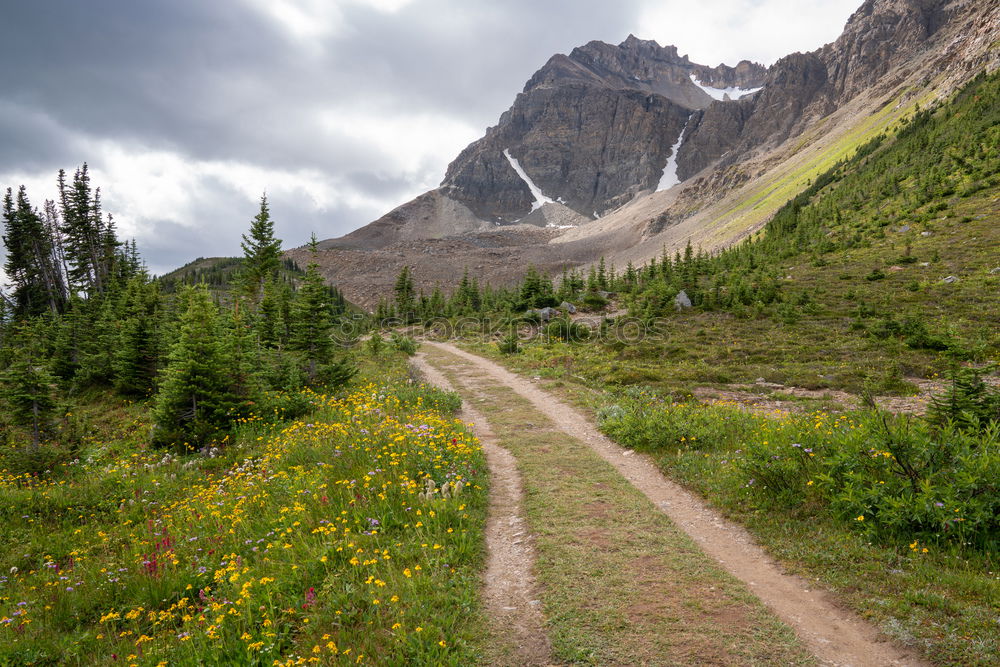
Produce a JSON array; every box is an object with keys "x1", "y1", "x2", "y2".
[{"x1": 441, "y1": 35, "x2": 773, "y2": 223}]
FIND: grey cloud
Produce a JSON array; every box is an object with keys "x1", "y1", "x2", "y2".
[{"x1": 2, "y1": 0, "x2": 836, "y2": 275}]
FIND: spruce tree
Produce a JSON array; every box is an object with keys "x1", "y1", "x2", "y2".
[
  {"x1": 77, "y1": 292, "x2": 122, "y2": 386},
  {"x1": 289, "y1": 235, "x2": 334, "y2": 382},
  {"x1": 3, "y1": 187, "x2": 58, "y2": 317},
  {"x1": 222, "y1": 300, "x2": 261, "y2": 403},
  {"x1": 152, "y1": 285, "x2": 236, "y2": 449},
  {"x1": 50, "y1": 297, "x2": 86, "y2": 380},
  {"x1": 393, "y1": 266, "x2": 416, "y2": 324},
  {"x1": 428, "y1": 286, "x2": 446, "y2": 317},
  {"x1": 2, "y1": 331, "x2": 57, "y2": 452},
  {"x1": 519, "y1": 266, "x2": 556, "y2": 309},
  {"x1": 58, "y1": 165, "x2": 109, "y2": 294},
  {"x1": 255, "y1": 276, "x2": 282, "y2": 348},
  {"x1": 112, "y1": 276, "x2": 160, "y2": 396},
  {"x1": 239, "y1": 194, "x2": 282, "y2": 303}
]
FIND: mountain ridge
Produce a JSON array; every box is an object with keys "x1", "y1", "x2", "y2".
[{"x1": 301, "y1": 0, "x2": 1000, "y2": 309}]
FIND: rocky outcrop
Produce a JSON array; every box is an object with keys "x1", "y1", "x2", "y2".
[
  {"x1": 819, "y1": 0, "x2": 952, "y2": 102},
  {"x1": 693, "y1": 61, "x2": 768, "y2": 89},
  {"x1": 737, "y1": 52, "x2": 831, "y2": 147},
  {"x1": 675, "y1": 0, "x2": 988, "y2": 183},
  {"x1": 676, "y1": 97, "x2": 755, "y2": 179}
]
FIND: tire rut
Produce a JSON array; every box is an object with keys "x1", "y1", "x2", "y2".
[{"x1": 411, "y1": 353, "x2": 553, "y2": 666}]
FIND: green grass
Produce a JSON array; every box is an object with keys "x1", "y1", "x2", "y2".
[
  {"x1": 0, "y1": 352, "x2": 491, "y2": 665},
  {"x1": 598, "y1": 400, "x2": 999, "y2": 666},
  {"x1": 468, "y1": 183, "x2": 998, "y2": 401},
  {"x1": 463, "y1": 345, "x2": 1000, "y2": 666}
]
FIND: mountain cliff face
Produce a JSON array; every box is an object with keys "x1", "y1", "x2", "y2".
[
  {"x1": 314, "y1": 0, "x2": 999, "y2": 308},
  {"x1": 440, "y1": 36, "x2": 766, "y2": 222}
]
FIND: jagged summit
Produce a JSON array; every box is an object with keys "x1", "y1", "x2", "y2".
[
  {"x1": 525, "y1": 35, "x2": 764, "y2": 109},
  {"x1": 438, "y1": 37, "x2": 768, "y2": 224}
]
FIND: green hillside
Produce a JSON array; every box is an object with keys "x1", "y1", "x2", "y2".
[{"x1": 499, "y1": 69, "x2": 1000, "y2": 394}]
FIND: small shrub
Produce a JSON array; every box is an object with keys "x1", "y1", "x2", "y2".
[
  {"x1": 581, "y1": 290, "x2": 609, "y2": 311},
  {"x1": 545, "y1": 318, "x2": 591, "y2": 343},
  {"x1": 394, "y1": 383, "x2": 462, "y2": 413},
  {"x1": 497, "y1": 334, "x2": 520, "y2": 355},
  {"x1": 927, "y1": 366, "x2": 1000, "y2": 432},
  {"x1": 391, "y1": 333, "x2": 419, "y2": 356},
  {"x1": 776, "y1": 303, "x2": 801, "y2": 325},
  {"x1": 317, "y1": 358, "x2": 358, "y2": 389},
  {"x1": 865, "y1": 268, "x2": 887, "y2": 281},
  {"x1": 870, "y1": 317, "x2": 902, "y2": 339},
  {"x1": 366, "y1": 332, "x2": 385, "y2": 356},
  {"x1": 900, "y1": 318, "x2": 950, "y2": 351},
  {"x1": 0, "y1": 443, "x2": 70, "y2": 477}
]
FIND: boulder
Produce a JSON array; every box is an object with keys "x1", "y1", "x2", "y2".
[
  {"x1": 560, "y1": 301, "x2": 577, "y2": 314},
  {"x1": 538, "y1": 307, "x2": 559, "y2": 321},
  {"x1": 941, "y1": 275, "x2": 959, "y2": 284},
  {"x1": 674, "y1": 289, "x2": 693, "y2": 310}
]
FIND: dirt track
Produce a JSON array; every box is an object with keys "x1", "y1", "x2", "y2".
[{"x1": 419, "y1": 341, "x2": 928, "y2": 667}]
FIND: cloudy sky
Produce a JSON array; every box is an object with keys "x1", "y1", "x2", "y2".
[{"x1": 0, "y1": 0, "x2": 860, "y2": 275}]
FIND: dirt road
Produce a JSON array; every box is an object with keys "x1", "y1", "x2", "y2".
[{"x1": 417, "y1": 341, "x2": 927, "y2": 667}]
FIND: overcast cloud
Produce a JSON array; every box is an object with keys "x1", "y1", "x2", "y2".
[{"x1": 0, "y1": 0, "x2": 860, "y2": 275}]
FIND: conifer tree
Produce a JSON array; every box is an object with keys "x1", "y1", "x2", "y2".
[
  {"x1": 290, "y1": 235, "x2": 334, "y2": 382},
  {"x1": 222, "y1": 300, "x2": 261, "y2": 402},
  {"x1": 623, "y1": 261, "x2": 638, "y2": 290},
  {"x1": 394, "y1": 266, "x2": 416, "y2": 323},
  {"x1": 428, "y1": 286, "x2": 446, "y2": 317},
  {"x1": 2, "y1": 331, "x2": 57, "y2": 452},
  {"x1": 152, "y1": 286, "x2": 236, "y2": 449},
  {"x1": 3, "y1": 187, "x2": 61, "y2": 317},
  {"x1": 519, "y1": 266, "x2": 556, "y2": 309},
  {"x1": 255, "y1": 276, "x2": 283, "y2": 347},
  {"x1": 239, "y1": 194, "x2": 282, "y2": 303},
  {"x1": 59, "y1": 165, "x2": 114, "y2": 295},
  {"x1": 77, "y1": 293, "x2": 122, "y2": 386},
  {"x1": 112, "y1": 276, "x2": 160, "y2": 396},
  {"x1": 50, "y1": 296, "x2": 87, "y2": 380}
]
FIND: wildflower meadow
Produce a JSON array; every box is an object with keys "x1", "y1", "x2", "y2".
[{"x1": 0, "y1": 378, "x2": 488, "y2": 665}]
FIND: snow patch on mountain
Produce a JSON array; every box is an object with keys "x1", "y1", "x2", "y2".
[
  {"x1": 504, "y1": 149, "x2": 554, "y2": 211},
  {"x1": 689, "y1": 74, "x2": 763, "y2": 101},
  {"x1": 657, "y1": 117, "x2": 692, "y2": 191}
]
